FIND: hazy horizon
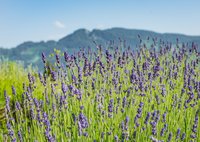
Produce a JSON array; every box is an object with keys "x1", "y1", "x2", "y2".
[
  {"x1": 2, "y1": 27, "x2": 200, "y2": 49},
  {"x1": 1, "y1": 0, "x2": 200, "y2": 48}
]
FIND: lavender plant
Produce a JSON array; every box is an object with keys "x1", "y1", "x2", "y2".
[{"x1": 1, "y1": 38, "x2": 200, "y2": 142}]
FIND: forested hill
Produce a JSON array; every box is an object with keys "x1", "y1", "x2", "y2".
[{"x1": 1, "y1": 28, "x2": 200, "y2": 68}]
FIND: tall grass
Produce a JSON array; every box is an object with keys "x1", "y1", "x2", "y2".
[
  {"x1": 0, "y1": 61, "x2": 46, "y2": 128},
  {"x1": 0, "y1": 61, "x2": 29, "y2": 106}
]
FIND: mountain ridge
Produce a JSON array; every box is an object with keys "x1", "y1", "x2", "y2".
[
  {"x1": 2, "y1": 27, "x2": 200, "y2": 49},
  {"x1": 1, "y1": 27, "x2": 200, "y2": 69}
]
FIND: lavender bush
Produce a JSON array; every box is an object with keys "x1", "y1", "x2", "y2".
[{"x1": 1, "y1": 38, "x2": 200, "y2": 142}]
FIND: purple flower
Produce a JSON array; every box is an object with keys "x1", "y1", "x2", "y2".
[
  {"x1": 142, "y1": 61, "x2": 150, "y2": 71},
  {"x1": 74, "y1": 89, "x2": 82, "y2": 100},
  {"x1": 18, "y1": 130, "x2": 23, "y2": 142},
  {"x1": 6, "y1": 122, "x2": 11, "y2": 130},
  {"x1": 160, "y1": 128, "x2": 165, "y2": 137},
  {"x1": 68, "y1": 85, "x2": 74, "y2": 92},
  {"x1": 80, "y1": 105, "x2": 84, "y2": 110},
  {"x1": 51, "y1": 71, "x2": 57, "y2": 81},
  {"x1": 4, "y1": 91, "x2": 11, "y2": 113},
  {"x1": 144, "y1": 112, "x2": 151, "y2": 125},
  {"x1": 181, "y1": 133, "x2": 185, "y2": 141},
  {"x1": 6, "y1": 122, "x2": 16, "y2": 141},
  {"x1": 12, "y1": 85, "x2": 16, "y2": 96},
  {"x1": 134, "y1": 116, "x2": 139, "y2": 128},
  {"x1": 28, "y1": 73, "x2": 32, "y2": 83},
  {"x1": 79, "y1": 112, "x2": 89, "y2": 129},
  {"x1": 150, "y1": 136, "x2": 164, "y2": 142},
  {"x1": 139, "y1": 102, "x2": 144, "y2": 107},
  {"x1": 190, "y1": 110, "x2": 199, "y2": 139},
  {"x1": 78, "y1": 121, "x2": 82, "y2": 136},
  {"x1": 83, "y1": 132, "x2": 88, "y2": 137},
  {"x1": 114, "y1": 135, "x2": 119, "y2": 142},
  {"x1": 72, "y1": 74, "x2": 77, "y2": 84},
  {"x1": 125, "y1": 116, "x2": 129, "y2": 124},
  {"x1": 161, "y1": 87, "x2": 166, "y2": 97},
  {"x1": 101, "y1": 132, "x2": 105, "y2": 139},
  {"x1": 51, "y1": 84, "x2": 55, "y2": 94},
  {"x1": 78, "y1": 67, "x2": 83, "y2": 83},
  {"x1": 167, "y1": 132, "x2": 172, "y2": 142},
  {"x1": 64, "y1": 52, "x2": 70, "y2": 62},
  {"x1": 15, "y1": 101, "x2": 21, "y2": 111},
  {"x1": 176, "y1": 128, "x2": 180, "y2": 139},
  {"x1": 61, "y1": 82, "x2": 68, "y2": 94},
  {"x1": 55, "y1": 54, "x2": 60, "y2": 64},
  {"x1": 29, "y1": 102, "x2": 35, "y2": 120},
  {"x1": 59, "y1": 95, "x2": 67, "y2": 109},
  {"x1": 11, "y1": 138, "x2": 17, "y2": 142},
  {"x1": 162, "y1": 112, "x2": 167, "y2": 123},
  {"x1": 122, "y1": 97, "x2": 126, "y2": 108},
  {"x1": 42, "y1": 52, "x2": 46, "y2": 64},
  {"x1": 160, "y1": 123, "x2": 168, "y2": 136},
  {"x1": 150, "y1": 121, "x2": 157, "y2": 135},
  {"x1": 190, "y1": 133, "x2": 196, "y2": 139},
  {"x1": 44, "y1": 129, "x2": 55, "y2": 142}
]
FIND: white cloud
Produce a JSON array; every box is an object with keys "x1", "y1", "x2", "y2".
[
  {"x1": 96, "y1": 24, "x2": 105, "y2": 29},
  {"x1": 54, "y1": 20, "x2": 65, "y2": 29}
]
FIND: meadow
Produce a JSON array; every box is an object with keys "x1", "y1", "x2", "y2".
[{"x1": 0, "y1": 39, "x2": 200, "y2": 142}]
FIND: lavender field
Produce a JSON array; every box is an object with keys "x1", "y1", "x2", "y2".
[{"x1": 0, "y1": 39, "x2": 200, "y2": 142}]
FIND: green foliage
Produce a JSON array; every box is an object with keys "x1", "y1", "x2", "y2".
[
  {"x1": 0, "y1": 60, "x2": 45, "y2": 110},
  {"x1": 0, "y1": 61, "x2": 28, "y2": 105}
]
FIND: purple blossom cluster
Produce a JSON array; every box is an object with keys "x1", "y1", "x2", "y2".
[{"x1": 2, "y1": 37, "x2": 200, "y2": 141}]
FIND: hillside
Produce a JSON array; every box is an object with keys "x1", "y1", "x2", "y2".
[{"x1": 0, "y1": 28, "x2": 200, "y2": 68}]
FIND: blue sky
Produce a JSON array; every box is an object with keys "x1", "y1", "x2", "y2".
[{"x1": 0, "y1": 0, "x2": 200, "y2": 48}]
